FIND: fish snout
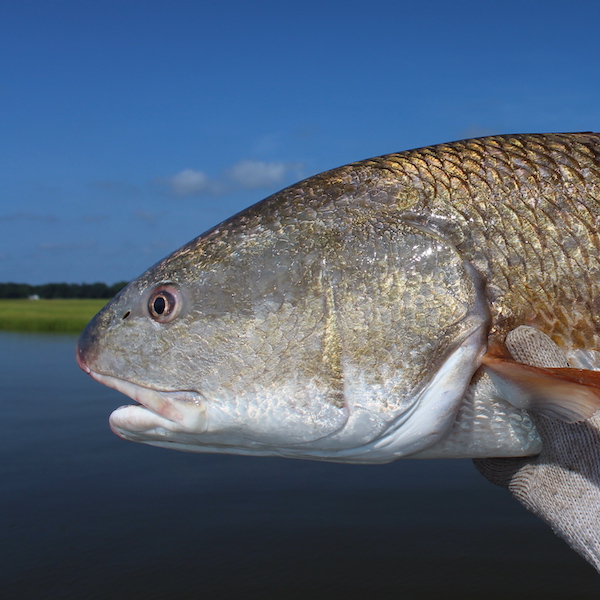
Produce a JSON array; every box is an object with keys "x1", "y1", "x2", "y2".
[
  {"x1": 76, "y1": 304, "x2": 111, "y2": 375},
  {"x1": 75, "y1": 335, "x2": 92, "y2": 374}
]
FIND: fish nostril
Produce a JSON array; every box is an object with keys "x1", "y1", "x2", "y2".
[{"x1": 122, "y1": 310, "x2": 131, "y2": 320}]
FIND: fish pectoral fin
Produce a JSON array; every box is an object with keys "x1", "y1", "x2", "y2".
[{"x1": 481, "y1": 354, "x2": 600, "y2": 423}]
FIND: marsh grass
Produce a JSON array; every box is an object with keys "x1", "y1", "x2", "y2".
[{"x1": 0, "y1": 299, "x2": 108, "y2": 333}]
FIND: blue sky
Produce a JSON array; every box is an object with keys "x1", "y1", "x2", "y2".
[{"x1": 2, "y1": 0, "x2": 600, "y2": 284}]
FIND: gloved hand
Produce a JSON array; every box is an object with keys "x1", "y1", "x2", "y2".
[{"x1": 473, "y1": 326, "x2": 600, "y2": 572}]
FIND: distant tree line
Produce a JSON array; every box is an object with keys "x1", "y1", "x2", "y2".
[{"x1": 0, "y1": 281, "x2": 129, "y2": 299}]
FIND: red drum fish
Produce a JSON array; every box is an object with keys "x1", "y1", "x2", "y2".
[{"x1": 77, "y1": 133, "x2": 600, "y2": 462}]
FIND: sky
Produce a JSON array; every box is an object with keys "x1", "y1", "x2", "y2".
[{"x1": 2, "y1": 0, "x2": 600, "y2": 284}]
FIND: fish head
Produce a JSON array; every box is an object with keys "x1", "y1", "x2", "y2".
[{"x1": 77, "y1": 191, "x2": 489, "y2": 463}]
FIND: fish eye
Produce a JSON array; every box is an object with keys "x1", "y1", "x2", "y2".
[{"x1": 148, "y1": 285, "x2": 181, "y2": 323}]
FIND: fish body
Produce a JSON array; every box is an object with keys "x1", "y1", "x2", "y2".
[{"x1": 77, "y1": 133, "x2": 600, "y2": 462}]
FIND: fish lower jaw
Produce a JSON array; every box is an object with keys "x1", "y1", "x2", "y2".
[
  {"x1": 88, "y1": 371, "x2": 209, "y2": 435},
  {"x1": 109, "y1": 405, "x2": 180, "y2": 439}
]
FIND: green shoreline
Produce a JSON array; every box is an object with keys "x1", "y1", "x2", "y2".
[{"x1": 0, "y1": 299, "x2": 108, "y2": 333}]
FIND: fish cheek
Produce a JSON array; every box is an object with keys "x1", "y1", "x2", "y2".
[{"x1": 182, "y1": 269, "x2": 350, "y2": 445}]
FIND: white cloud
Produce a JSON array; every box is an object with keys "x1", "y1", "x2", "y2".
[
  {"x1": 165, "y1": 160, "x2": 302, "y2": 197},
  {"x1": 227, "y1": 159, "x2": 290, "y2": 189},
  {"x1": 169, "y1": 168, "x2": 212, "y2": 196}
]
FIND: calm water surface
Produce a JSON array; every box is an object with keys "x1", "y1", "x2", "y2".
[{"x1": 1, "y1": 331, "x2": 599, "y2": 599}]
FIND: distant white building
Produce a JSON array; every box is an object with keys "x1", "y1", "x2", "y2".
[{"x1": 28, "y1": 294, "x2": 40, "y2": 300}]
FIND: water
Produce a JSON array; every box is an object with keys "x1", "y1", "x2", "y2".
[{"x1": 1, "y1": 331, "x2": 599, "y2": 599}]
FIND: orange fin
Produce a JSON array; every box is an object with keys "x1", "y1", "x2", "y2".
[{"x1": 481, "y1": 354, "x2": 600, "y2": 423}]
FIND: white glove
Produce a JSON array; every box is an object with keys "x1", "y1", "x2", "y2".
[{"x1": 474, "y1": 326, "x2": 600, "y2": 572}]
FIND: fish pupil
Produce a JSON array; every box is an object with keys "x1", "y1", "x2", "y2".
[{"x1": 154, "y1": 296, "x2": 166, "y2": 314}]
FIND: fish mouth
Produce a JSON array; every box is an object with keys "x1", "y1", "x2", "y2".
[{"x1": 86, "y1": 371, "x2": 209, "y2": 440}]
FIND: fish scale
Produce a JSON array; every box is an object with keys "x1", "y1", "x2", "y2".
[{"x1": 349, "y1": 133, "x2": 600, "y2": 349}]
